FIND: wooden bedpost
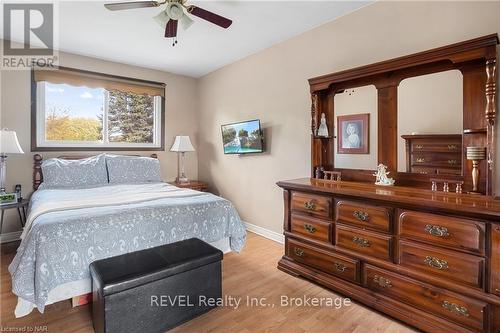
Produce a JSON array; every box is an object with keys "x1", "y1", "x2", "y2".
[{"x1": 33, "y1": 154, "x2": 43, "y2": 190}]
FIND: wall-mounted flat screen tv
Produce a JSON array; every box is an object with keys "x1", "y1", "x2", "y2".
[{"x1": 221, "y1": 119, "x2": 263, "y2": 154}]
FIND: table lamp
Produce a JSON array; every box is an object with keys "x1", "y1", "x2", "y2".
[
  {"x1": 466, "y1": 147, "x2": 486, "y2": 194},
  {"x1": 170, "y1": 135, "x2": 195, "y2": 183},
  {"x1": 0, "y1": 129, "x2": 24, "y2": 194}
]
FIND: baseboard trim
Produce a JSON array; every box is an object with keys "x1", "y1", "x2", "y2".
[
  {"x1": 0, "y1": 225, "x2": 285, "y2": 245},
  {"x1": 244, "y1": 222, "x2": 284, "y2": 244},
  {"x1": 0, "y1": 231, "x2": 22, "y2": 244}
]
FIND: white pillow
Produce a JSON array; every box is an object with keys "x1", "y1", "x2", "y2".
[
  {"x1": 106, "y1": 155, "x2": 161, "y2": 184},
  {"x1": 41, "y1": 154, "x2": 108, "y2": 188}
]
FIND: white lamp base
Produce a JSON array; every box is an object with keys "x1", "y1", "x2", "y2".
[
  {"x1": 175, "y1": 176, "x2": 190, "y2": 184},
  {"x1": 176, "y1": 152, "x2": 190, "y2": 184},
  {"x1": 0, "y1": 155, "x2": 7, "y2": 194}
]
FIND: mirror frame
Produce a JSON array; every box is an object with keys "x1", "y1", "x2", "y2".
[{"x1": 308, "y1": 34, "x2": 498, "y2": 195}]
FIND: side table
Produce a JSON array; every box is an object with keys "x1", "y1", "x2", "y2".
[{"x1": 0, "y1": 199, "x2": 29, "y2": 234}]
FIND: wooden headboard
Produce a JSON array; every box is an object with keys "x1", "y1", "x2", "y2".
[{"x1": 33, "y1": 153, "x2": 158, "y2": 190}]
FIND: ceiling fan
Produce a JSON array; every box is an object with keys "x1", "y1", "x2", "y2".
[{"x1": 104, "y1": 0, "x2": 232, "y2": 45}]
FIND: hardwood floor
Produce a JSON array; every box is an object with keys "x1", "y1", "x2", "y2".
[{"x1": 1, "y1": 232, "x2": 416, "y2": 332}]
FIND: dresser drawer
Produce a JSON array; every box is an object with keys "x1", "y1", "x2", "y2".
[
  {"x1": 336, "y1": 200, "x2": 391, "y2": 233},
  {"x1": 336, "y1": 225, "x2": 392, "y2": 261},
  {"x1": 411, "y1": 153, "x2": 461, "y2": 168},
  {"x1": 398, "y1": 210, "x2": 485, "y2": 254},
  {"x1": 436, "y1": 168, "x2": 462, "y2": 175},
  {"x1": 411, "y1": 140, "x2": 461, "y2": 153},
  {"x1": 399, "y1": 241, "x2": 484, "y2": 289},
  {"x1": 291, "y1": 214, "x2": 331, "y2": 243},
  {"x1": 291, "y1": 192, "x2": 332, "y2": 219},
  {"x1": 491, "y1": 225, "x2": 500, "y2": 297},
  {"x1": 287, "y1": 239, "x2": 359, "y2": 283},
  {"x1": 364, "y1": 264, "x2": 487, "y2": 332},
  {"x1": 410, "y1": 167, "x2": 462, "y2": 176},
  {"x1": 410, "y1": 166, "x2": 437, "y2": 175}
]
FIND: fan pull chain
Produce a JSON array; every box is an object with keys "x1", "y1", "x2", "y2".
[{"x1": 172, "y1": 37, "x2": 178, "y2": 47}]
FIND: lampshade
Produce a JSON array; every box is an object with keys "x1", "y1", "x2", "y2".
[
  {"x1": 466, "y1": 147, "x2": 486, "y2": 160},
  {"x1": 180, "y1": 14, "x2": 194, "y2": 30},
  {"x1": 0, "y1": 129, "x2": 24, "y2": 155},
  {"x1": 170, "y1": 136, "x2": 195, "y2": 152},
  {"x1": 153, "y1": 10, "x2": 170, "y2": 29}
]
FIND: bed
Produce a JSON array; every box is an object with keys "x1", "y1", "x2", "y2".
[{"x1": 8, "y1": 154, "x2": 246, "y2": 317}]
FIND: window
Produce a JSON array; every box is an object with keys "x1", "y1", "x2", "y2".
[{"x1": 32, "y1": 67, "x2": 165, "y2": 150}]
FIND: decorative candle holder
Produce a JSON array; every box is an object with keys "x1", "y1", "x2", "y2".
[{"x1": 466, "y1": 147, "x2": 486, "y2": 194}]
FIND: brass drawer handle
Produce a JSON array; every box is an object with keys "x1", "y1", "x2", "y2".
[
  {"x1": 304, "y1": 223, "x2": 316, "y2": 234},
  {"x1": 442, "y1": 301, "x2": 469, "y2": 317},
  {"x1": 304, "y1": 200, "x2": 316, "y2": 210},
  {"x1": 447, "y1": 144, "x2": 458, "y2": 150},
  {"x1": 415, "y1": 144, "x2": 424, "y2": 149},
  {"x1": 334, "y1": 262, "x2": 346, "y2": 273},
  {"x1": 425, "y1": 224, "x2": 450, "y2": 237},
  {"x1": 373, "y1": 275, "x2": 392, "y2": 288},
  {"x1": 416, "y1": 157, "x2": 425, "y2": 163},
  {"x1": 293, "y1": 247, "x2": 304, "y2": 257},
  {"x1": 352, "y1": 236, "x2": 371, "y2": 247},
  {"x1": 447, "y1": 159, "x2": 458, "y2": 165},
  {"x1": 424, "y1": 256, "x2": 448, "y2": 270},
  {"x1": 353, "y1": 210, "x2": 369, "y2": 222}
]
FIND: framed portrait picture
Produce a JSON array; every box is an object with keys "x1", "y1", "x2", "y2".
[{"x1": 337, "y1": 113, "x2": 369, "y2": 154}]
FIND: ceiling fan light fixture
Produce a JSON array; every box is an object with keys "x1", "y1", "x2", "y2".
[
  {"x1": 105, "y1": 0, "x2": 232, "y2": 46},
  {"x1": 153, "y1": 10, "x2": 169, "y2": 29},
  {"x1": 180, "y1": 13, "x2": 194, "y2": 30},
  {"x1": 166, "y1": 2, "x2": 183, "y2": 20}
]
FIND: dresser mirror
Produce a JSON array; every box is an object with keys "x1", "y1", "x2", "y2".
[
  {"x1": 310, "y1": 34, "x2": 497, "y2": 195},
  {"x1": 397, "y1": 70, "x2": 464, "y2": 175},
  {"x1": 333, "y1": 85, "x2": 377, "y2": 170}
]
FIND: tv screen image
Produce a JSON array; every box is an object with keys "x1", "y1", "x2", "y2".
[{"x1": 221, "y1": 119, "x2": 263, "y2": 154}]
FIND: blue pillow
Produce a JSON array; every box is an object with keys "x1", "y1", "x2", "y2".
[
  {"x1": 41, "y1": 154, "x2": 108, "y2": 188},
  {"x1": 106, "y1": 155, "x2": 161, "y2": 184}
]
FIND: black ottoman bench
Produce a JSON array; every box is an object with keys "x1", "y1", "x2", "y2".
[{"x1": 89, "y1": 238, "x2": 223, "y2": 333}]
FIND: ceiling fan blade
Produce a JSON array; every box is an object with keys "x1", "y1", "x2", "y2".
[
  {"x1": 188, "y1": 6, "x2": 232, "y2": 29},
  {"x1": 104, "y1": 1, "x2": 160, "y2": 11},
  {"x1": 165, "y1": 19, "x2": 178, "y2": 38}
]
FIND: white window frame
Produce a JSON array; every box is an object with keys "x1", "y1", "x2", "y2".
[{"x1": 36, "y1": 82, "x2": 162, "y2": 149}]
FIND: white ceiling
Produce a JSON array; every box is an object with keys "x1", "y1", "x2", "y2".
[{"x1": 4, "y1": 1, "x2": 372, "y2": 77}]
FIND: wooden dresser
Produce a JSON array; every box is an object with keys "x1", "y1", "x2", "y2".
[
  {"x1": 277, "y1": 178, "x2": 500, "y2": 333},
  {"x1": 286, "y1": 35, "x2": 500, "y2": 332},
  {"x1": 402, "y1": 134, "x2": 462, "y2": 175}
]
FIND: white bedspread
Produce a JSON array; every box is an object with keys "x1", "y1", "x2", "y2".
[
  {"x1": 10, "y1": 182, "x2": 246, "y2": 315},
  {"x1": 22, "y1": 183, "x2": 201, "y2": 239}
]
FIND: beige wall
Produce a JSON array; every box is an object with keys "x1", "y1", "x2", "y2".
[
  {"x1": 334, "y1": 85, "x2": 378, "y2": 170},
  {"x1": 0, "y1": 49, "x2": 199, "y2": 233},
  {"x1": 197, "y1": 1, "x2": 500, "y2": 234},
  {"x1": 397, "y1": 70, "x2": 463, "y2": 172}
]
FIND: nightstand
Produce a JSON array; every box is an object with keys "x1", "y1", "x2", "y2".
[
  {"x1": 0, "y1": 199, "x2": 29, "y2": 234},
  {"x1": 169, "y1": 181, "x2": 209, "y2": 192}
]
